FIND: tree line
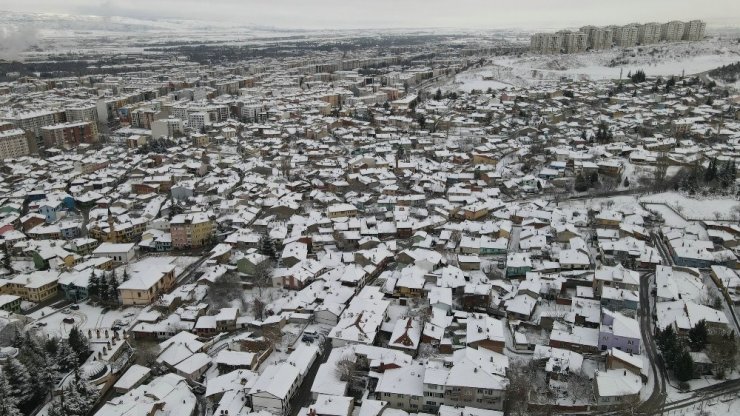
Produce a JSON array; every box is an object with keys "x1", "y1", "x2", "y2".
[{"x1": 0, "y1": 328, "x2": 97, "y2": 415}]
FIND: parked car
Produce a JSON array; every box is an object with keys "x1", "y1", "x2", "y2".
[
  {"x1": 63, "y1": 317, "x2": 75, "y2": 324},
  {"x1": 69, "y1": 304, "x2": 80, "y2": 310}
]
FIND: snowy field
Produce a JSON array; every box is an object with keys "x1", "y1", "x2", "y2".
[
  {"x1": 558, "y1": 192, "x2": 739, "y2": 223},
  {"x1": 641, "y1": 193, "x2": 740, "y2": 221},
  {"x1": 444, "y1": 69, "x2": 513, "y2": 92},
  {"x1": 643, "y1": 204, "x2": 689, "y2": 228},
  {"x1": 27, "y1": 302, "x2": 144, "y2": 339},
  {"x1": 476, "y1": 38, "x2": 740, "y2": 86}
]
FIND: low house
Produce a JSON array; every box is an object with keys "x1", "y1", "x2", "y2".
[
  {"x1": 466, "y1": 315, "x2": 505, "y2": 353},
  {"x1": 214, "y1": 350, "x2": 258, "y2": 372},
  {"x1": 92, "y1": 242, "x2": 136, "y2": 263},
  {"x1": 117, "y1": 257, "x2": 176, "y2": 305},
  {"x1": 598, "y1": 310, "x2": 641, "y2": 354},
  {"x1": 593, "y1": 369, "x2": 642, "y2": 408}
]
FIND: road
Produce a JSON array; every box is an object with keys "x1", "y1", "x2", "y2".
[
  {"x1": 175, "y1": 254, "x2": 211, "y2": 285},
  {"x1": 636, "y1": 272, "x2": 668, "y2": 415},
  {"x1": 289, "y1": 339, "x2": 333, "y2": 416}
]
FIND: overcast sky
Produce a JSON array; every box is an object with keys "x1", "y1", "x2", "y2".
[{"x1": 3, "y1": 0, "x2": 739, "y2": 30}]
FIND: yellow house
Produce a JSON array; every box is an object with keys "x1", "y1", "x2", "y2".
[
  {"x1": 3, "y1": 270, "x2": 59, "y2": 303},
  {"x1": 327, "y1": 203, "x2": 358, "y2": 219},
  {"x1": 118, "y1": 257, "x2": 177, "y2": 305}
]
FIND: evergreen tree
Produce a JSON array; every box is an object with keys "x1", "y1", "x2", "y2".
[
  {"x1": 688, "y1": 320, "x2": 708, "y2": 351},
  {"x1": 46, "y1": 371, "x2": 98, "y2": 416},
  {"x1": 1, "y1": 359, "x2": 32, "y2": 405},
  {"x1": 0, "y1": 372, "x2": 22, "y2": 416},
  {"x1": 589, "y1": 171, "x2": 599, "y2": 186},
  {"x1": 67, "y1": 327, "x2": 89, "y2": 365},
  {"x1": 574, "y1": 173, "x2": 589, "y2": 192},
  {"x1": 56, "y1": 340, "x2": 78, "y2": 373},
  {"x1": 630, "y1": 69, "x2": 646, "y2": 83},
  {"x1": 98, "y1": 275, "x2": 109, "y2": 303},
  {"x1": 434, "y1": 88, "x2": 442, "y2": 100},
  {"x1": 107, "y1": 275, "x2": 120, "y2": 304},
  {"x1": 417, "y1": 114, "x2": 426, "y2": 129},
  {"x1": 87, "y1": 270, "x2": 100, "y2": 300},
  {"x1": 674, "y1": 349, "x2": 694, "y2": 382},
  {"x1": 259, "y1": 234, "x2": 277, "y2": 260},
  {"x1": 1, "y1": 244, "x2": 12, "y2": 274},
  {"x1": 656, "y1": 325, "x2": 677, "y2": 356},
  {"x1": 44, "y1": 336, "x2": 60, "y2": 357}
]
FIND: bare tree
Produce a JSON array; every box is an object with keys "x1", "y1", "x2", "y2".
[
  {"x1": 253, "y1": 261, "x2": 274, "y2": 296},
  {"x1": 208, "y1": 273, "x2": 243, "y2": 309},
  {"x1": 252, "y1": 297, "x2": 267, "y2": 320},
  {"x1": 334, "y1": 356, "x2": 357, "y2": 382},
  {"x1": 565, "y1": 372, "x2": 594, "y2": 405},
  {"x1": 128, "y1": 337, "x2": 161, "y2": 366},
  {"x1": 615, "y1": 394, "x2": 641, "y2": 416},
  {"x1": 280, "y1": 157, "x2": 292, "y2": 179},
  {"x1": 505, "y1": 359, "x2": 539, "y2": 416}
]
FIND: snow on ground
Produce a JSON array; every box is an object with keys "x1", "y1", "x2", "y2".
[
  {"x1": 640, "y1": 192, "x2": 740, "y2": 221},
  {"x1": 702, "y1": 398, "x2": 740, "y2": 416},
  {"x1": 170, "y1": 256, "x2": 201, "y2": 275},
  {"x1": 479, "y1": 38, "x2": 740, "y2": 86},
  {"x1": 443, "y1": 68, "x2": 513, "y2": 92},
  {"x1": 28, "y1": 301, "x2": 143, "y2": 339},
  {"x1": 557, "y1": 195, "x2": 650, "y2": 217},
  {"x1": 644, "y1": 203, "x2": 689, "y2": 228}
]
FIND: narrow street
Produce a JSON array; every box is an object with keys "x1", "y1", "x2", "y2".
[
  {"x1": 637, "y1": 272, "x2": 668, "y2": 414},
  {"x1": 289, "y1": 341, "x2": 333, "y2": 416}
]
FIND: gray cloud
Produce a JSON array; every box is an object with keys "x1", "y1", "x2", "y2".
[
  {"x1": 0, "y1": 26, "x2": 40, "y2": 60},
  {"x1": 2, "y1": 0, "x2": 739, "y2": 30}
]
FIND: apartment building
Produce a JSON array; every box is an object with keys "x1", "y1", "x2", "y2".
[
  {"x1": 562, "y1": 31, "x2": 588, "y2": 53},
  {"x1": 661, "y1": 21, "x2": 686, "y2": 42},
  {"x1": 170, "y1": 212, "x2": 215, "y2": 249},
  {"x1": 65, "y1": 105, "x2": 99, "y2": 123},
  {"x1": 187, "y1": 112, "x2": 211, "y2": 131},
  {"x1": 41, "y1": 121, "x2": 99, "y2": 149},
  {"x1": 537, "y1": 20, "x2": 706, "y2": 54},
  {"x1": 580, "y1": 26, "x2": 613, "y2": 50},
  {"x1": 638, "y1": 22, "x2": 662, "y2": 45},
  {"x1": 0, "y1": 129, "x2": 31, "y2": 159},
  {"x1": 612, "y1": 24, "x2": 639, "y2": 47},
  {"x1": 683, "y1": 20, "x2": 706, "y2": 41},
  {"x1": 529, "y1": 32, "x2": 564, "y2": 54},
  {"x1": 151, "y1": 118, "x2": 185, "y2": 139}
]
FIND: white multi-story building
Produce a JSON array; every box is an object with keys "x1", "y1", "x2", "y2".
[
  {"x1": 0, "y1": 129, "x2": 31, "y2": 159},
  {"x1": 529, "y1": 32, "x2": 565, "y2": 54},
  {"x1": 3, "y1": 110, "x2": 56, "y2": 138},
  {"x1": 151, "y1": 118, "x2": 184, "y2": 139},
  {"x1": 65, "y1": 105, "x2": 99, "y2": 123},
  {"x1": 562, "y1": 31, "x2": 588, "y2": 53},
  {"x1": 187, "y1": 111, "x2": 211, "y2": 132},
  {"x1": 613, "y1": 24, "x2": 639, "y2": 47},
  {"x1": 683, "y1": 20, "x2": 706, "y2": 41},
  {"x1": 638, "y1": 22, "x2": 662, "y2": 44},
  {"x1": 581, "y1": 26, "x2": 614, "y2": 50},
  {"x1": 661, "y1": 21, "x2": 686, "y2": 42}
]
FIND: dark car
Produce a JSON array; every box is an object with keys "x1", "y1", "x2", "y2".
[{"x1": 63, "y1": 317, "x2": 75, "y2": 324}]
